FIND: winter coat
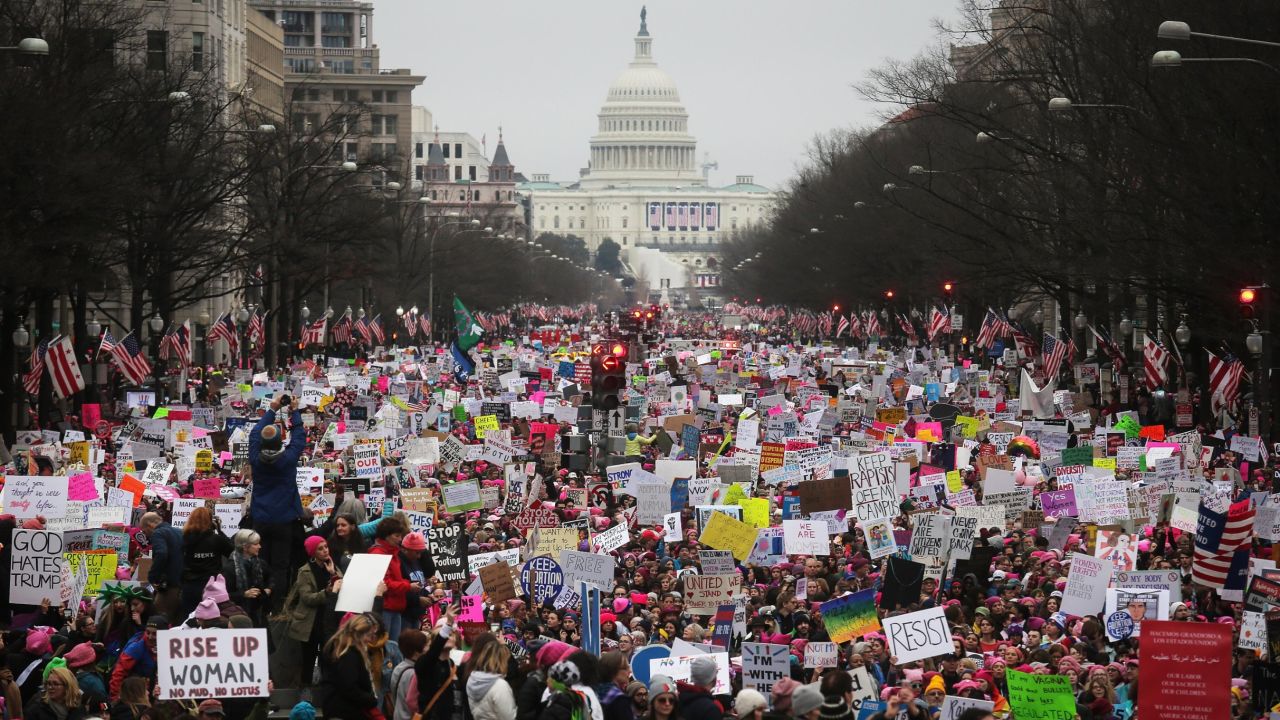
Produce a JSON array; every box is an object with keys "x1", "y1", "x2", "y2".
[
  {"x1": 147, "y1": 523, "x2": 183, "y2": 587},
  {"x1": 675, "y1": 682, "x2": 722, "y2": 720},
  {"x1": 370, "y1": 538, "x2": 412, "y2": 612},
  {"x1": 517, "y1": 670, "x2": 548, "y2": 720},
  {"x1": 248, "y1": 409, "x2": 306, "y2": 523},
  {"x1": 109, "y1": 634, "x2": 156, "y2": 701},
  {"x1": 181, "y1": 528, "x2": 234, "y2": 583},
  {"x1": 467, "y1": 671, "x2": 517, "y2": 720},
  {"x1": 318, "y1": 646, "x2": 378, "y2": 719},
  {"x1": 413, "y1": 628, "x2": 458, "y2": 720},
  {"x1": 223, "y1": 551, "x2": 272, "y2": 624},
  {"x1": 285, "y1": 561, "x2": 342, "y2": 642},
  {"x1": 23, "y1": 698, "x2": 88, "y2": 720}
]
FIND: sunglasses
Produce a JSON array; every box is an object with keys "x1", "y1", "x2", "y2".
[{"x1": 654, "y1": 697, "x2": 675, "y2": 705}]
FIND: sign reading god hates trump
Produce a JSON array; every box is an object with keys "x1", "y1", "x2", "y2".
[{"x1": 157, "y1": 628, "x2": 269, "y2": 700}]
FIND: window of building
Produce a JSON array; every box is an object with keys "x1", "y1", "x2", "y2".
[
  {"x1": 731, "y1": 219, "x2": 737, "y2": 229},
  {"x1": 371, "y1": 114, "x2": 397, "y2": 135},
  {"x1": 286, "y1": 57, "x2": 315, "y2": 73},
  {"x1": 146, "y1": 30, "x2": 167, "y2": 70},
  {"x1": 322, "y1": 12, "x2": 350, "y2": 31},
  {"x1": 329, "y1": 59, "x2": 354, "y2": 74},
  {"x1": 191, "y1": 31, "x2": 203, "y2": 70},
  {"x1": 345, "y1": 142, "x2": 358, "y2": 161},
  {"x1": 282, "y1": 11, "x2": 310, "y2": 32},
  {"x1": 415, "y1": 143, "x2": 423, "y2": 159},
  {"x1": 621, "y1": 237, "x2": 627, "y2": 246},
  {"x1": 321, "y1": 35, "x2": 350, "y2": 48},
  {"x1": 415, "y1": 166, "x2": 424, "y2": 181},
  {"x1": 371, "y1": 90, "x2": 398, "y2": 103},
  {"x1": 333, "y1": 89, "x2": 357, "y2": 102},
  {"x1": 442, "y1": 144, "x2": 450, "y2": 159},
  {"x1": 621, "y1": 217, "x2": 628, "y2": 228},
  {"x1": 458, "y1": 191, "x2": 465, "y2": 200},
  {"x1": 554, "y1": 216, "x2": 560, "y2": 229},
  {"x1": 454, "y1": 143, "x2": 462, "y2": 158},
  {"x1": 539, "y1": 218, "x2": 545, "y2": 229},
  {"x1": 468, "y1": 165, "x2": 476, "y2": 181},
  {"x1": 454, "y1": 165, "x2": 462, "y2": 180}
]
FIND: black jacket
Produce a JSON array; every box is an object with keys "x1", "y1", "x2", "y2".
[
  {"x1": 318, "y1": 647, "x2": 378, "y2": 719},
  {"x1": 414, "y1": 630, "x2": 458, "y2": 720},
  {"x1": 180, "y1": 529, "x2": 234, "y2": 583},
  {"x1": 676, "y1": 682, "x2": 722, "y2": 720},
  {"x1": 517, "y1": 670, "x2": 548, "y2": 720}
]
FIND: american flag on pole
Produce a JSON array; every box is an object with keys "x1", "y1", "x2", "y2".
[
  {"x1": 46, "y1": 334, "x2": 86, "y2": 399},
  {"x1": 402, "y1": 312, "x2": 417, "y2": 339},
  {"x1": 835, "y1": 314, "x2": 850, "y2": 338},
  {"x1": 22, "y1": 337, "x2": 51, "y2": 396},
  {"x1": 896, "y1": 313, "x2": 917, "y2": 341},
  {"x1": 247, "y1": 309, "x2": 267, "y2": 355},
  {"x1": 863, "y1": 310, "x2": 880, "y2": 337},
  {"x1": 1192, "y1": 497, "x2": 1255, "y2": 589},
  {"x1": 1088, "y1": 324, "x2": 1127, "y2": 370},
  {"x1": 927, "y1": 305, "x2": 950, "y2": 343},
  {"x1": 353, "y1": 315, "x2": 372, "y2": 345},
  {"x1": 109, "y1": 330, "x2": 153, "y2": 385},
  {"x1": 369, "y1": 314, "x2": 385, "y2": 344},
  {"x1": 98, "y1": 329, "x2": 117, "y2": 355},
  {"x1": 975, "y1": 308, "x2": 1011, "y2": 349},
  {"x1": 301, "y1": 317, "x2": 327, "y2": 346},
  {"x1": 206, "y1": 312, "x2": 239, "y2": 358},
  {"x1": 331, "y1": 313, "x2": 352, "y2": 345},
  {"x1": 419, "y1": 314, "x2": 431, "y2": 339},
  {"x1": 173, "y1": 321, "x2": 193, "y2": 367},
  {"x1": 1143, "y1": 333, "x2": 1170, "y2": 390},
  {"x1": 1041, "y1": 332, "x2": 1069, "y2": 379},
  {"x1": 1207, "y1": 349, "x2": 1246, "y2": 416}
]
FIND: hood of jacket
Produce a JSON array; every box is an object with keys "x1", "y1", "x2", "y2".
[{"x1": 467, "y1": 671, "x2": 505, "y2": 705}]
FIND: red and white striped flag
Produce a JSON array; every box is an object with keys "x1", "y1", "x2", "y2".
[
  {"x1": 1143, "y1": 334, "x2": 1169, "y2": 390},
  {"x1": 46, "y1": 335, "x2": 86, "y2": 398},
  {"x1": 1192, "y1": 497, "x2": 1255, "y2": 589},
  {"x1": 1207, "y1": 349, "x2": 1246, "y2": 416},
  {"x1": 1041, "y1": 332, "x2": 1069, "y2": 379},
  {"x1": 22, "y1": 337, "x2": 51, "y2": 396},
  {"x1": 301, "y1": 317, "x2": 327, "y2": 346},
  {"x1": 863, "y1": 311, "x2": 880, "y2": 337},
  {"x1": 927, "y1": 305, "x2": 950, "y2": 342},
  {"x1": 835, "y1": 314, "x2": 850, "y2": 338},
  {"x1": 206, "y1": 313, "x2": 239, "y2": 358},
  {"x1": 109, "y1": 330, "x2": 153, "y2": 386}
]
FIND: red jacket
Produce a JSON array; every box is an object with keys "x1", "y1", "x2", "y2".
[{"x1": 370, "y1": 538, "x2": 411, "y2": 611}]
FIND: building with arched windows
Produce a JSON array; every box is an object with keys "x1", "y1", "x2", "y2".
[{"x1": 519, "y1": 8, "x2": 774, "y2": 302}]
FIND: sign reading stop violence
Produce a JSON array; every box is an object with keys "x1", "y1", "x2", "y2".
[{"x1": 157, "y1": 628, "x2": 269, "y2": 700}]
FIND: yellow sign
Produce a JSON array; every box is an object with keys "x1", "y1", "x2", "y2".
[
  {"x1": 699, "y1": 511, "x2": 758, "y2": 561},
  {"x1": 195, "y1": 449, "x2": 213, "y2": 472},
  {"x1": 64, "y1": 550, "x2": 117, "y2": 598},
  {"x1": 738, "y1": 497, "x2": 770, "y2": 529},
  {"x1": 532, "y1": 527, "x2": 581, "y2": 558},
  {"x1": 946, "y1": 470, "x2": 964, "y2": 494},
  {"x1": 722, "y1": 484, "x2": 748, "y2": 506},
  {"x1": 876, "y1": 407, "x2": 906, "y2": 426},
  {"x1": 1093, "y1": 457, "x2": 1116, "y2": 470},
  {"x1": 474, "y1": 414, "x2": 500, "y2": 438},
  {"x1": 68, "y1": 441, "x2": 90, "y2": 467},
  {"x1": 955, "y1": 415, "x2": 980, "y2": 439}
]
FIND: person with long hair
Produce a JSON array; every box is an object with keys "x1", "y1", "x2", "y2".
[
  {"x1": 179, "y1": 507, "x2": 234, "y2": 618},
  {"x1": 641, "y1": 675, "x2": 678, "y2": 720},
  {"x1": 466, "y1": 635, "x2": 516, "y2": 720},
  {"x1": 327, "y1": 513, "x2": 368, "y2": 572},
  {"x1": 413, "y1": 603, "x2": 460, "y2": 720},
  {"x1": 369, "y1": 517, "x2": 417, "y2": 640},
  {"x1": 109, "y1": 676, "x2": 152, "y2": 720},
  {"x1": 1079, "y1": 675, "x2": 1116, "y2": 720},
  {"x1": 286, "y1": 535, "x2": 348, "y2": 687},
  {"x1": 25, "y1": 666, "x2": 88, "y2": 720},
  {"x1": 317, "y1": 613, "x2": 382, "y2": 720},
  {"x1": 222, "y1": 529, "x2": 271, "y2": 626},
  {"x1": 95, "y1": 586, "x2": 151, "y2": 672}
]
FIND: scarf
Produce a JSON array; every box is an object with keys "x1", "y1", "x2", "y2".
[
  {"x1": 232, "y1": 552, "x2": 265, "y2": 594},
  {"x1": 310, "y1": 558, "x2": 334, "y2": 590}
]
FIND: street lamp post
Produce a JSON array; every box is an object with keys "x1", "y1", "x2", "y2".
[{"x1": 1247, "y1": 325, "x2": 1270, "y2": 441}]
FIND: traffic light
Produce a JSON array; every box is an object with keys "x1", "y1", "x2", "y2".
[
  {"x1": 943, "y1": 282, "x2": 954, "y2": 302},
  {"x1": 1240, "y1": 287, "x2": 1258, "y2": 319},
  {"x1": 885, "y1": 290, "x2": 895, "y2": 299},
  {"x1": 590, "y1": 341, "x2": 627, "y2": 410}
]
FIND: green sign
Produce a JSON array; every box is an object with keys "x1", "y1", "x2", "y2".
[{"x1": 1006, "y1": 670, "x2": 1076, "y2": 720}]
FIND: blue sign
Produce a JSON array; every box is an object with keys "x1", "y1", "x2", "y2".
[
  {"x1": 855, "y1": 701, "x2": 886, "y2": 720},
  {"x1": 670, "y1": 478, "x2": 689, "y2": 512},
  {"x1": 1106, "y1": 611, "x2": 1134, "y2": 640},
  {"x1": 580, "y1": 582, "x2": 601, "y2": 656},
  {"x1": 558, "y1": 361, "x2": 576, "y2": 378},
  {"x1": 520, "y1": 557, "x2": 565, "y2": 605},
  {"x1": 629, "y1": 645, "x2": 671, "y2": 685},
  {"x1": 782, "y1": 495, "x2": 801, "y2": 519}
]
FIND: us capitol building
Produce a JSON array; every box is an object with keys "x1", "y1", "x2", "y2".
[{"x1": 518, "y1": 7, "x2": 775, "y2": 302}]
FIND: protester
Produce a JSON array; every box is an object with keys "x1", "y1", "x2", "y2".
[
  {"x1": 465, "y1": 637, "x2": 516, "y2": 720},
  {"x1": 223, "y1": 529, "x2": 271, "y2": 626},
  {"x1": 286, "y1": 535, "x2": 345, "y2": 687},
  {"x1": 180, "y1": 507, "x2": 234, "y2": 618},
  {"x1": 139, "y1": 513, "x2": 182, "y2": 621},
  {"x1": 316, "y1": 613, "x2": 382, "y2": 720},
  {"x1": 249, "y1": 393, "x2": 307, "y2": 610}
]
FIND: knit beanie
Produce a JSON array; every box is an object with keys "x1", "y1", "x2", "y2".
[
  {"x1": 735, "y1": 689, "x2": 768, "y2": 717},
  {"x1": 817, "y1": 695, "x2": 853, "y2": 720}
]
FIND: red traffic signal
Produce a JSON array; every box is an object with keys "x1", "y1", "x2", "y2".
[
  {"x1": 591, "y1": 343, "x2": 606, "y2": 356},
  {"x1": 943, "y1": 282, "x2": 954, "y2": 294},
  {"x1": 1240, "y1": 288, "x2": 1257, "y2": 304},
  {"x1": 885, "y1": 290, "x2": 895, "y2": 299},
  {"x1": 611, "y1": 343, "x2": 626, "y2": 357},
  {"x1": 600, "y1": 355, "x2": 621, "y2": 372}
]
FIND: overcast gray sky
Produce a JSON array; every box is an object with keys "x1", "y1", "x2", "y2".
[{"x1": 375, "y1": 1, "x2": 962, "y2": 190}]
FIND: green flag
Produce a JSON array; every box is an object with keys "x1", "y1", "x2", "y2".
[{"x1": 453, "y1": 296, "x2": 483, "y2": 351}]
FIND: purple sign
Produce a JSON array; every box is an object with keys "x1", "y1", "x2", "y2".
[{"x1": 1041, "y1": 488, "x2": 1078, "y2": 517}]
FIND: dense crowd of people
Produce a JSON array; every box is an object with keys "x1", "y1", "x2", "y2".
[{"x1": 0, "y1": 307, "x2": 1276, "y2": 720}]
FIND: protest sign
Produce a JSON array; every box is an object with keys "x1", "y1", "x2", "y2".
[
  {"x1": 480, "y1": 561, "x2": 518, "y2": 602},
  {"x1": 698, "y1": 549, "x2": 736, "y2": 575},
  {"x1": 589, "y1": 523, "x2": 631, "y2": 554},
  {"x1": 682, "y1": 573, "x2": 742, "y2": 612},
  {"x1": 850, "y1": 452, "x2": 897, "y2": 522},
  {"x1": 698, "y1": 511, "x2": 758, "y2": 561},
  {"x1": 3, "y1": 475, "x2": 69, "y2": 520},
  {"x1": 804, "y1": 642, "x2": 838, "y2": 668},
  {"x1": 560, "y1": 550, "x2": 615, "y2": 590},
  {"x1": 881, "y1": 606, "x2": 950, "y2": 664},
  {"x1": 938, "y1": 697, "x2": 994, "y2": 720},
  {"x1": 428, "y1": 524, "x2": 468, "y2": 582},
  {"x1": 335, "y1": 554, "x2": 392, "y2": 613},
  {"x1": 156, "y1": 628, "x2": 269, "y2": 700},
  {"x1": 796, "y1": 476, "x2": 853, "y2": 514},
  {"x1": 908, "y1": 512, "x2": 949, "y2": 561},
  {"x1": 352, "y1": 443, "x2": 382, "y2": 479},
  {"x1": 1061, "y1": 552, "x2": 1110, "y2": 617},
  {"x1": 741, "y1": 643, "x2": 789, "y2": 692},
  {"x1": 650, "y1": 653, "x2": 731, "y2": 695},
  {"x1": 819, "y1": 589, "x2": 881, "y2": 643},
  {"x1": 62, "y1": 550, "x2": 116, "y2": 599},
  {"x1": 11, "y1": 529, "x2": 63, "y2": 604},
  {"x1": 1005, "y1": 671, "x2": 1076, "y2": 720},
  {"x1": 441, "y1": 479, "x2": 483, "y2": 512},
  {"x1": 783, "y1": 519, "x2": 829, "y2": 556},
  {"x1": 1103, "y1": 588, "x2": 1169, "y2": 639},
  {"x1": 521, "y1": 557, "x2": 565, "y2": 605}
]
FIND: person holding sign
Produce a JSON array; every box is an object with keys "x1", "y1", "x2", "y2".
[
  {"x1": 285, "y1": 536, "x2": 346, "y2": 688},
  {"x1": 248, "y1": 393, "x2": 307, "y2": 612}
]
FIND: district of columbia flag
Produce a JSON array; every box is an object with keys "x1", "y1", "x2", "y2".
[{"x1": 46, "y1": 334, "x2": 86, "y2": 398}]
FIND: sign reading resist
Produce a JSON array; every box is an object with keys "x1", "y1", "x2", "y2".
[{"x1": 881, "y1": 606, "x2": 951, "y2": 664}]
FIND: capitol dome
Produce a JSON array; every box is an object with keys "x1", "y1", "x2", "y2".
[{"x1": 581, "y1": 7, "x2": 703, "y2": 190}]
